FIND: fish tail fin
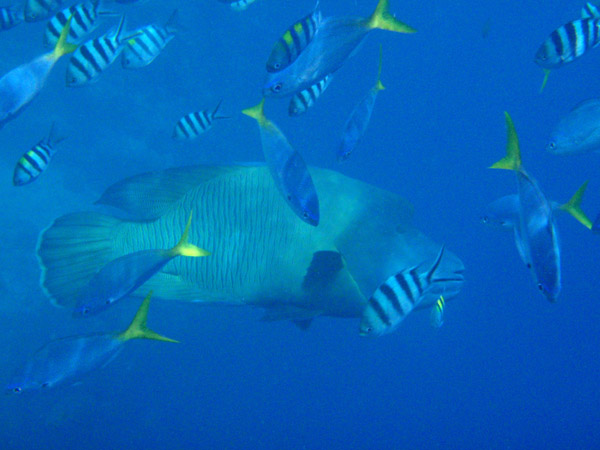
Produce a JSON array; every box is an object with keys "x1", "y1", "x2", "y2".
[
  {"x1": 368, "y1": 0, "x2": 417, "y2": 33},
  {"x1": 242, "y1": 98, "x2": 267, "y2": 125},
  {"x1": 540, "y1": 69, "x2": 550, "y2": 93},
  {"x1": 118, "y1": 292, "x2": 179, "y2": 343},
  {"x1": 170, "y1": 211, "x2": 210, "y2": 257},
  {"x1": 164, "y1": 8, "x2": 179, "y2": 33},
  {"x1": 490, "y1": 111, "x2": 522, "y2": 171},
  {"x1": 46, "y1": 121, "x2": 67, "y2": 147},
  {"x1": 37, "y1": 212, "x2": 123, "y2": 307},
  {"x1": 52, "y1": 15, "x2": 78, "y2": 60},
  {"x1": 559, "y1": 181, "x2": 593, "y2": 229},
  {"x1": 375, "y1": 45, "x2": 385, "y2": 91},
  {"x1": 212, "y1": 99, "x2": 230, "y2": 120}
]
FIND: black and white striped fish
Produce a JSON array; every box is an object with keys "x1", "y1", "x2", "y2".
[
  {"x1": 121, "y1": 10, "x2": 177, "y2": 69},
  {"x1": 24, "y1": 0, "x2": 64, "y2": 22},
  {"x1": 44, "y1": 1, "x2": 115, "y2": 48},
  {"x1": 359, "y1": 246, "x2": 459, "y2": 337},
  {"x1": 66, "y1": 15, "x2": 138, "y2": 86},
  {"x1": 535, "y1": 17, "x2": 600, "y2": 70},
  {"x1": 266, "y1": 5, "x2": 321, "y2": 72},
  {"x1": 0, "y1": 6, "x2": 23, "y2": 31},
  {"x1": 288, "y1": 75, "x2": 332, "y2": 116},
  {"x1": 218, "y1": 0, "x2": 257, "y2": 12},
  {"x1": 13, "y1": 123, "x2": 65, "y2": 186},
  {"x1": 173, "y1": 101, "x2": 229, "y2": 140},
  {"x1": 582, "y1": 2, "x2": 600, "y2": 19}
]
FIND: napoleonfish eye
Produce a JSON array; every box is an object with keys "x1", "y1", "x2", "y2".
[{"x1": 272, "y1": 83, "x2": 283, "y2": 93}]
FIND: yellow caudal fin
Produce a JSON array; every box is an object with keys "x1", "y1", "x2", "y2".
[
  {"x1": 242, "y1": 98, "x2": 267, "y2": 126},
  {"x1": 170, "y1": 211, "x2": 210, "y2": 257},
  {"x1": 53, "y1": 15, "x2": 78, "y2": 60},
  {"x1": 540, "y1": 69, "x2": 550, "y2": 93},
  {"x1": 490, "y1": 111, "x2": 522, "y2": 171},
  {"x1": 375, "y1": 45, "x2": 385, "y2": 91},
  {"x1": 559, "y1": 181, "x2": 593, "y2": 229},
  {"x1": 118, "y1": 292, "x2": 179, "y2": 343},
  {"x1": 368, "y1": 0, "x2": 417, "y2": 33}
]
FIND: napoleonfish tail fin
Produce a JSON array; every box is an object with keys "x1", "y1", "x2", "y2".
[
  {"x1": 242, "y1": 98, "x2": 267, "y2": 126},
  {"x1": 170, "y1": 211, "x2": 210, "y2": 257},
  {"x1": 368, "y1": 0, "x2": 417, "y2": 33},
  {"x1": 212, "y1": 99, "x2": 230, "y2": 120},
  {"x1": 95, "y1": 165, "x2": 242, "y2": 220},
  {"x1": 375, "y1": 45, "x2": 385, "y2": 91},
  {"x1": 52, "y1": 15, "x2": 78, "y2": 60},
  {"x1": 540, "y1": 69, "x2": 550, "y2": 93},
  {"x1": 118, "y1": 292, "x2": 179, "y2": 343},
  {"x1": 559, "y1": 180, "x2": 593, "y2": 229},
  {"x1": 490, "y1": 111, "x2": 522, "y2": 171},
  {"x1": 37, "y1": 212, "x2": 122, "y2": 307}
]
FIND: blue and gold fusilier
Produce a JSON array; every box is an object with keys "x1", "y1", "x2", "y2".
[
  {"x1": 0, "y1": 16, "x2": 76, "y2": 128},
  {"x1": 72, "y1": 212, "x2": 209, "y2": 317},
  {"x1": 44, "y1": 1, "x2": 114, "y2": 48},
  {"x1": 263, "y1": 0, "x2": 415, "y2": 98},
  {"x1": 338, "y1": 47, "x2": 385, "y2": 162},
  {"x1": 173, "y1": 100, "x2": 229, "y2": 140},
  {"x1": 66, "y1": 15, "x2": 139, "y2": 86},
  {"x1": 243, "y1": 99, "x2": 320, "y2": 226},
  {"x1": 266, "y1": 4, "x2": 321, "y2": 73},
  {"x1": 5, "y1": 292, "x2": 177, "y2": 394},
  {"x1": 535, "y1": 5, "x2": 600, "y2": 91},
  {"x1": 121, "y1": 10, "x2": 178, "y2": 69},
  {"x1": 13, "y1": 123, "x2": 65, "y2": 186}
]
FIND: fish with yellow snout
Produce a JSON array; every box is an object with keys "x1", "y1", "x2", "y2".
[
  {"x1": 489, "y1": 112, "x2": 592, "y2": 302},
  {"x1": 72, "y1": 211, "x2": 209, "y2": 317},
  {"x1": 0, "y1": 15, "x2": 76, "y2": 128},
  {"x1": 263, "y1": 0, "x2": 415, "y2": 98},
  {"x1": 5, "y1": 292, "x2": 177, "y2": 394}
]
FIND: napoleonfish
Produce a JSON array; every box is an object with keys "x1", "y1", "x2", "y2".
[{"x1": 37, "y1": 165, "x2": 464, "y2": 331}]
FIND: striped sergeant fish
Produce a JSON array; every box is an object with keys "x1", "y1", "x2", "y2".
[
  {"x1": 288, "y1": 75, "x2": 332, "y2": 116},
  {"x1": 243, "y1": 99, "x2": 319, "y2": 226},
  {"x1": 0, "y1": 6, "x2": 23, "y2": 30},
  {"x1": 44, "y1": 1, "x2": 115, "y2": 48},
  {"x1": 266, "y1": 5, "x2": 321, "y2": 73},
  {"x1": 173, "y1": 100, "x2": 229, "y2": 140},
  {"x1": 218, "y1": 0, "x2": 257, "y2": 12},
  {"x1": 5, "y1": 292, "x2": 177, "y2": 394},
  {"x1": 13, "y1": 123, "x2": 65, "y2": 186},
  {"x1": 121, "y1": 10, "x2": 178, "y2": 69},
  {"x1": 66, "y1": 16, "x2": 138, "y2": 86},
  {"x1": 360, "y1": 246, "x2": 456, "y2": 336},
  {"x1": 24, "y1": 0, "x2": 64, "y2": 22},
  {"x1": 430, "y1": 295, "x2": 444, "y2": 328}
]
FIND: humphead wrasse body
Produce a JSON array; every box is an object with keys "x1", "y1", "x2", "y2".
[{"x1": 37, "y1": 165, "x2": 464, "y2": 329}]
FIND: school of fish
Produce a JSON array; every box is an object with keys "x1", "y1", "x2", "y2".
[{"x1": 1, "y1": 0, "x2": 598, "y2": 393}]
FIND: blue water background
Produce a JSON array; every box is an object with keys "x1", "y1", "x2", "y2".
[{"x1": 0, "y1": 0, "x2": 599, "y2": 448}]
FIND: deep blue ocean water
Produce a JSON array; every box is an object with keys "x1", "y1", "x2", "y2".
[{"x1": 1, "y1": 0, "x2": 599, "y2": 448}]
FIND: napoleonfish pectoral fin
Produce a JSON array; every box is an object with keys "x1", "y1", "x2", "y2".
[
  {"x1": 95, "y1": 166, "x2": 242, "y2": 220},
  {"x1": 302, "y1": 251, "x2": 345, "y2": 292},
  {"x1": 133, "y1": 272, "x2": 206, "y2": 303}
]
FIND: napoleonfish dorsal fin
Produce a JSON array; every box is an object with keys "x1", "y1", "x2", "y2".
[{"x1": 95, "y1": 165, "x2": 242, "y2": 220}]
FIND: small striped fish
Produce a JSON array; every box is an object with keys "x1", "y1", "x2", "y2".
[
  {"x1": 121, "y1": 10, "x2": 178, "y2": 69},
  {"x1": 288, "y1": 75, "x2": 332, "y2": 116},
  {"x1": 360, "y1": 246, "x2": 458, "y2": 337},
  {"x1": 44, "y1": 1, "x2": 115, "y2": 48},
  {"x1": 13, "y1": 123, "x2": 65, "y2": 186},
  {"x1": 66, "y1": 15, "x2": 138, "y2": 86},
  {"x1": 535, "y1": 17, "x2": 600, "y2": 70},
  {"x1": 24, "y1": 0, "x2": 64, "y2": 22},
  {"x1": 430, "y1": 295, "x2": 445, "y2": 328},
  {"x1": 0, "y1": 6, "x2": 23, "y2": 31},
  {"x1": 266, "y1": 6, "x2": 321, "y2": 72},
  {"x1": 219, "y1": 0, "x2": 257, "y2": 12},
  {"x1": 173, "y1": 101, "x2": 229, "y2": 140},
  {"x1": 582, "y1": 2, "x2": 600, "y2": 19}
]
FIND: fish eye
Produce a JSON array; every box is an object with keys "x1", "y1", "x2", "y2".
[
  {"x1": 548, "y1": 141, "x2": 556, "y2": 150},
  {"x1": 41, "y1": 382, "x2": 49, "y2": 388},
  {"x1": 303, "y1": 211, "x2": 308, "y2": 218},
  {"x1": 538, "y1": 283, "x2": 544, "y2": 291},
  {"x1": 274, "y1": 62, "x2": 281, "y2": 69},
  {"x1": 272, "y1": 83, "x2": 283, "y2": 93},
  {"x1": 105, "y1": 299, "x2": 111, "y2": 305},
  {"x1": 481, "y1": 216, "x2": 489, "y2": 224},
  {"x1": 82, "y1": 308, "x2": 89, "y2": 315},
  {"x1": 527, "y1": 263, "x2": 532, "y2": 269},
  {"x1": 13, "y1": 387, "x2": 21, "y2": 393}
]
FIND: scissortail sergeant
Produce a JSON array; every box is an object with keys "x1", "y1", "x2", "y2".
[
  {"x1": 173, "y1": 100, "x2": 229, "y2": 140},
  {"x1": 288, "y1": 75, "x2": 332, "y2": 116},
  {"x1": 13, "y1": 123, "x2": 65, "y2": 186}
]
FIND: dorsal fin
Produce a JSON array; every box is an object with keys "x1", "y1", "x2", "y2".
[{"x1": 95, "y1": 165, "x2": 242, "y2": 220}]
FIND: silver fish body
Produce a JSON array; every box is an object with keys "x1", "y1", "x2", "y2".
[{"x1": 547, "y1": 98, "x2": 600, "y2": 155}]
